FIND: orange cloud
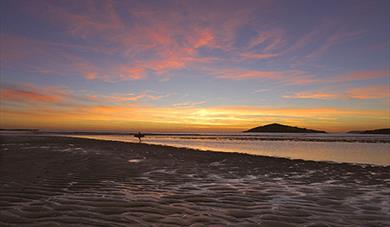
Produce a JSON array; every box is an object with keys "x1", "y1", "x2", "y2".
[
  {"x1": 307, "y1": 70, "x2": 389, "y2": 85},
  {"x1": 73, "y1": 64, "x2": 147, "y2": 82},
  {"x1": 188, "y1": 28, "x2": 215, "y2": 48},
  {"x1": 147, "y1": 58, "x2": 186, "y2": 72},
  {"x1": 339, "y1": 70, "x2": 389, "y2": 82},
  {"x1": 284, "y1": 84, "x2": 390, "y2": 100},
  {"x1": 0, "y1": 86, "x2": 65, "y2": 104},
  {"x1": 119, "y1": 67, "x2": 146, "y2": 80},
  {"x1": 83, "y1": 71, "x2": 98, "y2": 80},
  {"x1": 0, "y1": 84, "x2": 173, "y2": 110},
  {"x1": 284, "y1": 91, "x2": 338, "y2": 100},
  {"x1": 346, "y1": 85, "x2": 390, "y2": 99}
]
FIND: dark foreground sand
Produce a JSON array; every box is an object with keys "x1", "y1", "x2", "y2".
[{"x1": 0, "y1": 135, "x2": 389, "y2": 227}]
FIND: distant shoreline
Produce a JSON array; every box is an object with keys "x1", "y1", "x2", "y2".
[
  {"x1": 244, "y1": 123, "x2": 327, "y2": 133},
  {"x1": 348, "y1": 128, "x2": 390, "y2": 135},
  {"x1": 2, "y1": 126, "x2": 390, "y2": 135}
]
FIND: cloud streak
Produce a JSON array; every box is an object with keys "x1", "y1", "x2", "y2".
[
  {"x1": 283, "y1": 92, "x2": 338, "y2": 100},
  {"x1": 284, "y1": 84, "x2": 390, "y2": 100},
  {"x1": 0, "y1": 85, "x2": 66, "y2": 104},
  {"x1": 346, "y1": 85, "x2": 390, "y2": 100}
]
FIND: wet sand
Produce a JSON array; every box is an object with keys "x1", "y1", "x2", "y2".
[{"x1": 0, "y1": 135, "x2": 389, "y2": 227}]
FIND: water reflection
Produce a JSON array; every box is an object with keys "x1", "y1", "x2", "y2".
[{"x1": 68, "y1": 134, "x2": 390, "y2": 166}]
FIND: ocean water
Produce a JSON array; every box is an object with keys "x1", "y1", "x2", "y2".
[{"x1": 67, "y1": 133, "x2": 390, "y2": 166}]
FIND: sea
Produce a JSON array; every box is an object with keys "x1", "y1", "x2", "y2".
[{"x1": 64, "y1": 132, "x2": 390, "y2": 166}]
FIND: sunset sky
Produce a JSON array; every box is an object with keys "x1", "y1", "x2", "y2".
[{"x1": 0, "y1": 0, "x2": 389, "y2": 132}]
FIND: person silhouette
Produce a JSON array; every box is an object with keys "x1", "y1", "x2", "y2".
[{"x1": 134, "y1": 131, "x2": 144, "y2": 143}]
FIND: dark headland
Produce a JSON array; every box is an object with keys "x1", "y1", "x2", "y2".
[
  {"x1": 244, "y1": 123, "x2": 326, "y2": 133},
  {"x1": 348, "y1": 128, "x2": 390, "y2": 135}
]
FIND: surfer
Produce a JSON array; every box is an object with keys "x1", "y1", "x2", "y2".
[{"x1": 134, "y1": 131, "x2": 144, "y2": 143}]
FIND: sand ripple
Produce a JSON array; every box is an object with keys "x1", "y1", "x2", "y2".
[{"x1": 1, "y1": 135, "x2": 389, "y2": 226}]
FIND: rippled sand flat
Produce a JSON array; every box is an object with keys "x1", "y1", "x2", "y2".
[{"x1": 0, "y1": 135, "x2": 389, "y2": 227}]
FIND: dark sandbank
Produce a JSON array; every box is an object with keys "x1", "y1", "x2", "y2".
[{"x1": 0, "y1": 135, "x2": 389, "y2": 226}]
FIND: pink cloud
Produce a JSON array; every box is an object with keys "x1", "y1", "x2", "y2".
[
  {"x1": 83, "y1": 71, "x2": 98, "y2": 80},
  {"x1": 346, "y1": 85, "x2": 390, "y2": 99},
  {"x1": 3, "y1": 2, "x2": 281, "y2": 82},
  {"x1": 187, "y1": 28, "x2": 215, "y2": 49},
  {"x1": 0, "y1": 85, "x2": 66, "y2": 104},
  {"x1": 39, "y1": 1, "x2": 253, "y2": 75},
  {"x1": 4, "y1": 1, "x2": 380, "y2": 87},
  {"x1": 0, "y1": 83, "x2": 174, "y2": 111},
  {"x1": 284, "y1": 84, "x2": 390, "y2": 100},
  {"x1": 118, "y1": 67, "x2": 146, "y2": 80},
  {"x1": 340, "y1": 70, "x2": 389, "y2": 82}
]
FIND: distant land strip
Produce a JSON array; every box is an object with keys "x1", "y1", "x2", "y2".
[{"x1": 244, "y1": 123, "x2": 326, "y2": 133}]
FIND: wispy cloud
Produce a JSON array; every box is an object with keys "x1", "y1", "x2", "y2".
[
  {"x1": 216, "y1": 70, "x2": 287, "y2": 80},
  {"x1": 2, "y1": 1, "x2": 381, "y2": 86},
  {"x1": 2, "y1": 1, "x2": 285, "y2": 82},
  {"x1": 284, "y1": 84, "x2": 390, "y2": 100},
  {"x1": 240, "y1": 53, "x2": 279, "y2": 60},
  {"x1": 346, "y1": 85, "x2": 390, "y2": 100},
  {"x1": 0, "y1": 84, "x2": 173, "y2": 108},
  {"x1": 212, "y1": 68, "x2": 317, "y2": 85},
  {"x1": 173, "y1": 101, "x2": 206, "y2": 108},
  {"x1": 303, "y1": 30, "x2": 364, "y2": 61},
  {"x1": 105, "y1": 91, "x2": 170, "y2": 102},
  {"x1": 331, "y1": 70, "x2": 389, "y2": 83},
  {"x1": 0, "y1": 84, "x2": 67, "y2": 104},
  {"x1": 283, "y1": 91, "x2": 338, "y2": 100},
  {"x1": 247, "y1": 29, "x2": 286, "y2": 51}
]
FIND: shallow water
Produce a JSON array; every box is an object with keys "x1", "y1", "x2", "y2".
[{"x1": 66, "y1": 133, "x2": 390, "y2": 166}]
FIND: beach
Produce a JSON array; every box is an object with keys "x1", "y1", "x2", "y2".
[{"x1": 0, "y1": 135, "x2": 389, "y2": 227}]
